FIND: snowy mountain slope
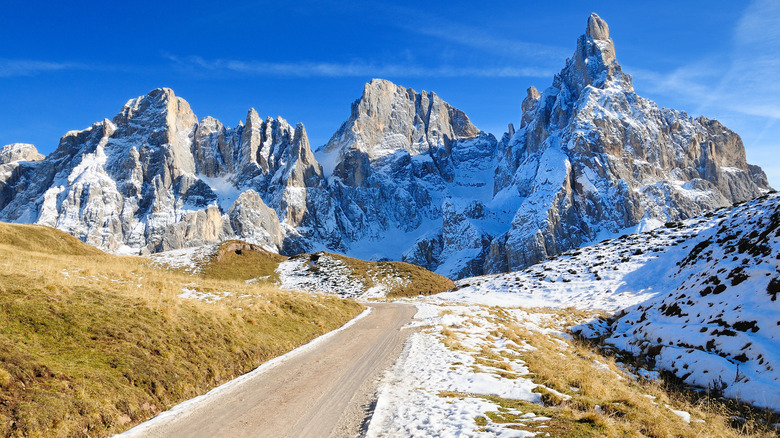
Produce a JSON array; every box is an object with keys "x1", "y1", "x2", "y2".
[
  {"x1": 0, "y1": 13, "x2": 770, "y2": 280},
  {"x1": 0, "y1": 90, "x2": 315, "y2": 254},
  {"x1": 484, "y1": 13, "x2": 769, "y2": 274},
  {"x1": 317, "y1": 13, "x2": 769, "y2": 279},
  {"x1": 442, "y1": 192, "x2": 780, "y2": 411},
  {"x1": 599, "y1": 194, "x2": 780, "y2": 411},
  {"x1": 313, "y1": 79, "x2": 504, "y2": 279}
]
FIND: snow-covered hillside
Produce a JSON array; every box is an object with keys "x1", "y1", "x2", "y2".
[
  {"x1": 600, "y1": 194, "x2": 780, "y2": 410},
  {"x1": 442, "y1": 192, "x2": 780, "y2": 411}
]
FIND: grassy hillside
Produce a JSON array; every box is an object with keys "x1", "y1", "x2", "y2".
[
  {"x1": 279, "y1": 252, "x2": 456, "y2": 298},
  {"x1": 324, "y1": 252, "x2": 456, "y2": 298},
  {"x1": 0, "y1": 224, "x2": 362, "y2": 437},
  {"x1": 199, "y1": 240, "x2": 287, "y2": 282},
  {"x1": 152, "y1": 243, "x2": 455, "y2": 298}
]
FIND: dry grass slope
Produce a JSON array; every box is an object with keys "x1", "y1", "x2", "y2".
[
  {"x1": 0, "y1": 223, "x2": 362, "y2": 438},
  {"x1": 439, "y1": 307, "x2": 780, "y2": 438},
  {"x1": 317, "y1": 252, "x2": 455, "y2": 298},
  {"x1": 464, "y1": 307, "x2": 780, "y2": 437},
  {"x1": 200, "y1": 240, "x2": 287, "y2": 282}
]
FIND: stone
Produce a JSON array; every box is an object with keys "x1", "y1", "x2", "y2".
[
  {"x1": 586, "y1": 12, "x2": 610, "y2": 40},
  {"x1": 0, "y1": 143, "x2": 44, "y2": 164}
]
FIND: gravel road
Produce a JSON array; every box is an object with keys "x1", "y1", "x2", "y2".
[{"x1": 119, "y1": 302, "x2": 417, "y2": 438}]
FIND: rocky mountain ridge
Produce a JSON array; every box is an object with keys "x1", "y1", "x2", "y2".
[{"x1": 0, "y1": 13, "x2": 770, "y2": 278}]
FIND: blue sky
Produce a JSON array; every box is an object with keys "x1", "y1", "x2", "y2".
[{"x1": 2, "y1": 1, "x2": 778, "y2": 186}]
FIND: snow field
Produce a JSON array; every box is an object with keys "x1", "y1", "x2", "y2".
[
  {"x1": 446, "y1": 193, "x2": 780, "y2": 413},
  {"x1": 367, "y1": 303, "x2": 550, "y2": 437},
  {"x1": 275, "y1": 253, "x2": 412, "y2": 299}
]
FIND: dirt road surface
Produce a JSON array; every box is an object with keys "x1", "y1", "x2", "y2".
[{"x1": 119, "y1": 302, "x2": 417, "y2": 438}]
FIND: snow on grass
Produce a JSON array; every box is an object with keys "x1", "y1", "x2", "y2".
[
  {"x1": 148, "y1": 244, "x2": 219, "y2": 274},
  {"x1": 439, "y1": 192, "x2": 780, "y2": 413},
  {"x1": 597, "y1": 194, "x2": 780, "y2": 412},
  {"x1": 178, "y1": 287, "x2": 232, "y2": 303},
  {"x1": 276, "y1": 254, "x2": 383, "y2": 298},
  {"x1": 275, "y1": 253, "x2": 419, "y2": 299},
  {"x1": 368, "y1": 302, "x2": 577, "y2": 437}
]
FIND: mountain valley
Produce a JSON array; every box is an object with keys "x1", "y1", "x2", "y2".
[{"x1": 1, "y1": 11, "x2": 779, "y2": 438}]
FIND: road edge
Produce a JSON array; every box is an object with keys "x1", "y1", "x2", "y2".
[{"x1": 116, "y1": 306, "x2": 373, "y2": 437}]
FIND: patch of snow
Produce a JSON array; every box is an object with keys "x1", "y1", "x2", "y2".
[{"x1": 196, "y1": 174, "x2": 243, "y2": 212}]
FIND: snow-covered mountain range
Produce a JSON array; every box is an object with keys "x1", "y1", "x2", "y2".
[{"x1": 0, "y1": 13, "x2": 770, "y2": 278}]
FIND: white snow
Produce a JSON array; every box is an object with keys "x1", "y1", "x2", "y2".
[
  {"x1": 196, "y1": 174, "x2": 243, "y2": 212},
  {"x1": 148, "y1": 244, "x2": 219, "y2": 274},
  {"x1": 367, "y1": 302, "x2": 560, "y2": 437},
  {"x1": 275, "y1": 253, "x2": 411, "y2": 298}
]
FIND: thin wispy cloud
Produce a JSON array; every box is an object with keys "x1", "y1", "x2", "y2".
[
  {"x1": 165, "y1": 55, "x2": 554, "y2": 78},
  {"x1": 398, "y1": 22, "x2": 569, "y2": 62},
  {"x1": 629, "y1": 0, "x2": 780, "y2": 121},
  {"x1": 373, "y1": 2, "x2": 569, "y2": 62},
  {"x1": 0, "y1": 59, "x2": 87, "y2": 78}
]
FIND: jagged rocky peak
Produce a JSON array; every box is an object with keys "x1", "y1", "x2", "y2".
[
  {"x1": 0, "y1": 86, "x2": 323, "y2": 255},
  {"x1": 520, "y1": 87, "x2": 541, "y2": 128},
  {"x1": 0, "y1": 144, "x2": 44, "y2": 164},
  {"x1": 486, "y1": 12, "x2": 771, "y2": 274},
  {"x1": 318, "y1": 78, "x2": 483, "y2": 184},
  {"x1": 586, "y1": 12, "x2": 609, "y2": 40},
  {"x1": 114, "y1": 87, "x2": 198, "y2": 136},
  {"x1": 564, "y1": 12, "x2": 624, "y2": 93}
]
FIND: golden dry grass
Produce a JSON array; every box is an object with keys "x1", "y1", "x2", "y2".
[
  {"x1": 314, "y1": 252, "x2": 455, "y2": 298},
  {"x1": 0, "y1": 224, "x2": 363, "y2": 437},
  {"x1": 199, "y1": 240, "x2": 287, "y2": 282},
  {"x1": 443, "y1": 306, "x2": 779, "y2": 437}
]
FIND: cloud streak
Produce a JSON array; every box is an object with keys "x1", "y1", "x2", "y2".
[
  {"x1": 165, "y1": 55, "x2": 554, "y2": 79},
  {"x1": 372, "y1": 2, "x2": 569, "y2": 63},
  {"x1": 398, "y1": 21, "x2": 569, "y2": 62},
  {"x1": 628, "y1": 0, "x2": 780, "y2": 121},
  {"x1": 0, "y1": 59, "x2": 89, "y2": 78}
]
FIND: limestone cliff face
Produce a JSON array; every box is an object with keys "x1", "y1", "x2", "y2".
[
  {"x1": 485, "y1": 13, "x2": 770, "y2": 273},
  {"x1": 0, "y1": 144, "x2": 44, "y2": 164},
  {"x1": 320, "y1": 78, "x2": 480, "y2": 185},
  {"x1": 0, "y1": 88, "x2": 312, "y2": 253},
  {"x1": 314, "y1": 79, "x2": 500, "y2": 277},
  {"x1": 0, "y1": 14, "x2": 771, "y2": 277}
]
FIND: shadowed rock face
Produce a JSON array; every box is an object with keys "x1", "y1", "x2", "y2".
[
  {"x1": 484, "y1": 13, "x2": 770, "y2": 274},
  {"x1": 0, "y1": 14, "x2": 771, "y2": 278},
  {"x1": 0, "y1": 88, "x2": 316, "y2": 254}
]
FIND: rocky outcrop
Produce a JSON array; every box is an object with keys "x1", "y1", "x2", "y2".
[
  {"x1": 0, "y1": 13, "x2": 771, "y2": 277},
  {"x1": 0, "y1": 144, "x2": 46, "y2": 214},
  {"x1": 484, "y1": 13, "x2": 770, "y2": 273},
  {"x1": 227, "y1": 190, "x2": 284, "y2": 249},
  {"x1": 0, "y1": 144, "x2": 44, "y2": 164}
]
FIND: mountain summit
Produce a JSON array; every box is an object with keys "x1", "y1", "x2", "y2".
[
  {"x1": 0, "y1": 14, "x2": 770, "y2": 278},
  {"x1": 484, "y1": 13, "x2": 769, "y2": 273}
]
